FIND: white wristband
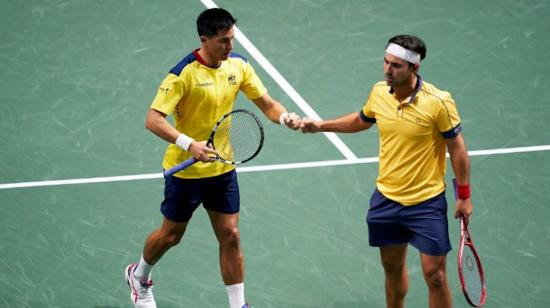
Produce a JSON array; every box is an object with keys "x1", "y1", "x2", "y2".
[
  {"x1": 279, "y1": 112, "x2": 289, "y2": 127},
  {"x1": 175, "y1": 133, "x2": 194, "y2": 151}
]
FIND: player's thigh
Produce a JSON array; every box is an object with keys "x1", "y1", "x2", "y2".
[
  {"x1": 160, "y1": 175, "x2": 204, "y2": 222},
  {"x1": 403, "y1": 192, "x2": 452, "y2": 256},
  {"x1": 367, "y1": 189, "x2": 411, "y2": 247},
  {"x1": 379, "y1": 244, "x2": 408, "y2": 273},
  {"x1": 202, "y1": 170, "x2": 240, "y2": 215}
]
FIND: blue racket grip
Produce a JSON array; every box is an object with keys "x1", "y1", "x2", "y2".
[{"x1": 163, "y1": 157, "x2": 197, "y2": 177}]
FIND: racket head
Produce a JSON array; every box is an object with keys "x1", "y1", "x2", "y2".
[
  {"x1": 458, "y1": 219, "x2": 487, "y2": 307},
  {"x1": 208, "y1": 109, "x2": 264, "y2": 165}
]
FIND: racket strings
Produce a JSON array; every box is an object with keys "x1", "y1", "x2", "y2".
[
  {"x1": 213, "y1": 111, "x2": 263, "y2": 163},
  {"x1": 461, "y1": 246, "x2": 483, "y2": 305}
]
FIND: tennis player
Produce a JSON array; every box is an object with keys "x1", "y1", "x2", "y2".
[
  {"x1": 124, "y1": 8, "x2": 300, "y2": 308},
  {"x1": 301, "y1": 35, "x2": 473, "y2": 308}
]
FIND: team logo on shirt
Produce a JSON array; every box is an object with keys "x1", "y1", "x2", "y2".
[
  {"x1": 159, "y1": 87, "x2": 170, "y2": 94},
  {"x1": 228, "y1": 74, "x2": 237, "y2": 86}
]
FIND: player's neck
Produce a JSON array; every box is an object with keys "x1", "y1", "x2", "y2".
[
  {"x1": 393, "y1": 74, "x2": 417, "y2": 101},
  {"x1": 196, "y1": 48, "x2": 222, "y2": 68}
]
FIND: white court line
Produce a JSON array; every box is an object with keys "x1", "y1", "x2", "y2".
[
  {"x1": 1, "y1": 145, "x2": 549, "y2": 190},
  {"x1": 199, "y1": 0, "x2": 357, "y2": 160}
]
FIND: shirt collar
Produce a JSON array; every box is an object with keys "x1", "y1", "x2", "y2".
[
  {"x1": 193, "y1": 49, "x2": 207, "y2": 66},
  {"x1": 389, "y1": 74, "x2": 423, "y2": 104},
  {"x1": 193, "y1": 48, "x2": 223, "y2": 69}
]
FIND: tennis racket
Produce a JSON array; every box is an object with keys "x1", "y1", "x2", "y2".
[
  {"x1": 453, "y1": 178, "x2": 486, "y2": 307},
  {"x1": 163, "y1": 109, "x2": 264, "y2": 177}
]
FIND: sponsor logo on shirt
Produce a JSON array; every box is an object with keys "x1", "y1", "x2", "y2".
[{"x1": 196, "y1": 82, "x2": 214, "y2": 87}]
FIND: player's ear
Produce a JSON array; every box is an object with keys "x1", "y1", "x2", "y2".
[{"x1": 200, "y1": 36, "x2": 207, "y2": 43}]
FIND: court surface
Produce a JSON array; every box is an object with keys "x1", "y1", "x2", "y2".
[{"x1": 1, "y1": 0, "x2": 550, "y2": 307}]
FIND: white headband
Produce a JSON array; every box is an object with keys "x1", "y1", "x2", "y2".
[{"x1": 385, "y1": 42, "x2": 421, "y2": 64}]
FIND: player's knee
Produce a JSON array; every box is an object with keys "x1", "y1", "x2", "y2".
[
  {"x1": 220, "y1": 227, "x2": 240, "y2": 248},
  {"x1": 424, "y1": 268, "x2": 447, "y2": 289}
]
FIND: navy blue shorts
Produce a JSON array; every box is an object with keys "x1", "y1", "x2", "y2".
[
  {"x1": 366, "y1": 189, "x2": 452, "y2": 256},
  {"x1": 160, "y1": 170, "x2": 240, "y2": 223}
]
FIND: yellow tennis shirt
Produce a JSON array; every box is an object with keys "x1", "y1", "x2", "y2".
[
  {"x1": 361, "y1": 76, "x2": 462, "y2": 205},
  {"x1": 150, "y1": 50, "x2": 267, "y2": 179}
]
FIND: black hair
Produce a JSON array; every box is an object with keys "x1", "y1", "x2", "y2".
[
  {"x1": 196, "y1": 8, "x2": 236, "y2": 38},
  {"x1": 387, "y1": 35, "x2": 427, "y2": 65}
]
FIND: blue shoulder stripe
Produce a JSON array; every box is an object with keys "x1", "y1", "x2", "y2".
[
  {"x1": 229, "y1": 52, "x2": 248, "y2": 62},
  {"x1": 359, "y1": 110, "x2": 376, "y2": 123},
  {"x1": 442, "y1": 124, "x2": 462, "y2": 139},
  {"x1": 169, "y1": 52, "x2": 197, "y2": 75}
]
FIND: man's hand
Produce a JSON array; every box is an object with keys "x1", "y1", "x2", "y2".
[
  {"x1": 281, "y1": 112, "x2": 302, "y2": 130},
  {"x1": 455, "y1": 198, "x2": 473, "y2": 225},
  {"x1": 188, "y1": 141, "x2": 219, "y2": 163},
  {"x1": 300, "y1": 117, "x2": 322, "y2": 133}
]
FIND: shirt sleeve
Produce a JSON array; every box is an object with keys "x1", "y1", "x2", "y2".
[
  {"x1": 436, "y1": 92, "x2": 462, "y2": 138},
  {"x1": 240, "y1": 62, "x2": 267, "y2": 100},
  {"x1": 150, "y1": 73, "x2": 186, "y2": 115},
  {"x1": 360, "y1": 90, "x2": 377, "y2": 123}
]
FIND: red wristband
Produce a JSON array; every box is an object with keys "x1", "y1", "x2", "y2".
[{"x1": 457, "y1": 184, "x2": 470, "y2": 199}]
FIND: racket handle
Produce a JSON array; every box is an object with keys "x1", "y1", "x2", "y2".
[{"x1": 163, "y1": 157, "x2": 197, "y2": 177}]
